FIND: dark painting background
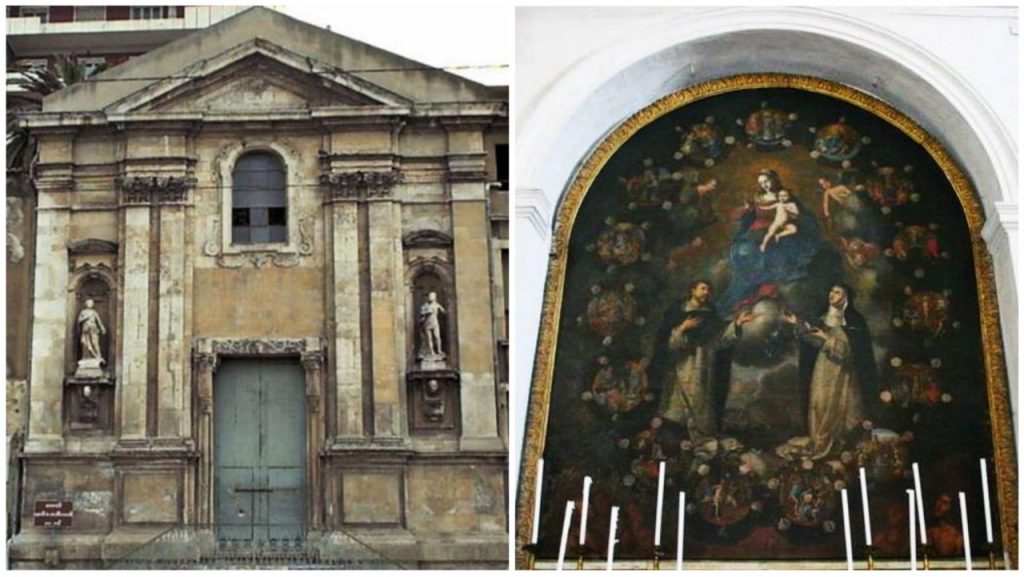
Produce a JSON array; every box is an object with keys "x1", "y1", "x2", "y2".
[{"x1": 535, "y1": 88, "x2": 1000, "y2": 561}]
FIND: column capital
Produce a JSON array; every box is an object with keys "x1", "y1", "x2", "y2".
[
  {"x1": 116, "y1": 175, "x2": 195, "y2": 205},
  {"x1": 320, "y1": 169, "x2": 403, "y2": 202},
  {"x1": 300, "y1": 350, "x2": 326, "y2": 373}
]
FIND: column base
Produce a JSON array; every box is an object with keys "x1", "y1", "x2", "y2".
[
  {"x1": 23, "y1": 436, "x2": 65, "y2": 454},
  {"x1": 458, "y1": 436, "x2": 505, "y2": 452}
]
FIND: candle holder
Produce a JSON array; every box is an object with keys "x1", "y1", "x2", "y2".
[
  {"x1": 986, "y1": 544, "x2": 997, "y2": 570},
  {"x1": 921, "y1": 543, "x2": 931, "y2": 570},
  {"x1": 575, "y1": 544, "x2": 586, "y2": 570},
  {"x1": 652, "y1": 545, "x2": 664, "y2": 570},
  {"x1": 864, "y1": 544, "x2": 875, "y2": 570},
  {"x1": 522, "y1": 543, "x2": 540, "y2": 570}
]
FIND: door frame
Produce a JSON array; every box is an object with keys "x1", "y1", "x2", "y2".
[{"x1": 193, "y1": 337, "x2": 325, "y2": 534}]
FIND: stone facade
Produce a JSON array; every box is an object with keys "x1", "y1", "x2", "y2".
[{"x1": 8, "y1": 7, "x2": 508, "y2": 568}]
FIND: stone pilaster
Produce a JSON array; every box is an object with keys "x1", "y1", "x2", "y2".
[
  {"x1": 322, "y1": 170, "x2": 403, "y2": 442},
  {"x1": 156, "y1": 191, "x2": 190, "y2": 440},
  {"x1": 117, "y1": 182, "x2": 153, "y2": 442},
  {"x1": 193, "y1": 350, "x2": 217, "y2": 526},
  {"x1": 368, "y1": 198, "x2": 404, "y2": 438},
  {"x1": 25, "y1": 197, "x2": 71, "y2": 453},
  {"x1": 321, "y1": 171, "x2": 401, "y2": 442},
  {"x1": 301, "y1": 349, "x2": 325, "y2": 529},
  {"x1": 445, "y1": 122, "x2": 502, "y2": 451},
  {"x1": 323, "y1": 182, "x2": 364, "y2": 441}
]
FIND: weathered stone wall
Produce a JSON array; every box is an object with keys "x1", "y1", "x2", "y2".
[{"x1": 12, "y1": 12, "x2": 508, "y2": 565}]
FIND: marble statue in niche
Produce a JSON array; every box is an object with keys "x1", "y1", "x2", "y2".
[
  {"x1": 418, "y1": 291, "x2": 447, "y2": 367},
  {"x1": 75, "y1": 299, "x2": 107, "y2": 378}
]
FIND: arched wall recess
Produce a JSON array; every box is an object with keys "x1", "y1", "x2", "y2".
[
  {"x1": 515, "y1": 72, "x2": 1017, "y2": 570},
  {"x1": 514, "y1": 8, "x2": 1019, "y2": 500}
]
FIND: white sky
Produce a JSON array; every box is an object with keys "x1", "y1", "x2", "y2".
[{"x1": 278, "y1": 3, "x2": 511, "y2": 86}]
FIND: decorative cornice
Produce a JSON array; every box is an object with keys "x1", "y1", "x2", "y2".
[
  {"x1": 402, "y1": 230, "x2": 453, "y2": 248},
  {"x1": 67, "y1": 238, "x2": 118, "y2": 256},
  {"x1": 116, "y1": 175, "x2": 195, "y2": 205},
  {"x1": 515, "y1": 187, "x2": 554, "y2": 244},
  {"x1": 320, "y1": 169, "x2": 402, "y2": 202},
  {"x1": 207, "y1": 338, "x2": 311, "y2": 357}
]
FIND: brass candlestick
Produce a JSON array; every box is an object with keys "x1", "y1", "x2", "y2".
[
  {"x1": 921, "y1": 543, "x2": 931, "y2": 570},
  {"x1": 652, "y1": 546, "x2": 664, "y2": 570},
  {"x1": 987, "y1": 545, "x2": 996, "y2": 570},
  {"x1": 575, "y1": 545, "x2": 585, "y2": 570},
  {"x1": 523, "y1": 543, "x2": 539, "y2": 570},
  {"x1": 865, "y1": 544, "x2": 875, "y2": 570}
]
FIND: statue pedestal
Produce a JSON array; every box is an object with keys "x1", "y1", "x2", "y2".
[
  {"x1": 417, "y1": 354, "x2": 449, "y2": 372},
  {"x1": 74, "y1": 358, "x2": 106, "y2": 380},
  {"x1": 65, "y1": 373, "x2": 115, "y2": 432},
  {"x1": 406, "y1": 367, "x2": 460, "y2": 435}
]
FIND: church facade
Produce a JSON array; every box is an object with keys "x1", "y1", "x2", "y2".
[{"x1": 8, "y1": 7, "x2": 508, "y2": 568}]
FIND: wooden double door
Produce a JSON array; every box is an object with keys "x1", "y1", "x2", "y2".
[{"x1": 214, "y1": 358, "x2": 306, "y2": 541}]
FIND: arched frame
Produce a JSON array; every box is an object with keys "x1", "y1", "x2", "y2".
[
  {"x1": 214, "y1": 141, "x2": 304, "y2": 257},
  {"x1": 405, "y1": 258, "x2": 459, "y2": 370},
  {"x1": 65, "y1": 265, "x2": 117, "y2": 377},
  {"x1": 515, "y1": 74, "x2": 1016, "y2": 569}
]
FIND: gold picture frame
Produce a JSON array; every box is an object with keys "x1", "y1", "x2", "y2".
[{"x1": 515, "y1": 73, "x2": 1017, "y2": 569}]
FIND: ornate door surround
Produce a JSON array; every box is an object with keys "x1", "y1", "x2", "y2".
[{"x1": 193, "y1": 337, "x2": 325, "y2": 533}]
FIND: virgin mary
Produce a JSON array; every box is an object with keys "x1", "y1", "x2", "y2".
[{"x1": 719, "y1": 169, "x2": 824, "y2": 313}]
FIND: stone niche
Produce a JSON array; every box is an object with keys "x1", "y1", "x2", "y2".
[
  {"x1": 64, "y1": 240, "x2": 117, "y2": 434},
  {"x1": 403, "y1": 233, "x2": 462, "y2": 435}
]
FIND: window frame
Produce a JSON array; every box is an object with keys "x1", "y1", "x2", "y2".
[
  {"x1": 230, "y1": 150, "x2": 289, "y2": 247},
  {"x1": 19, "y1": 6, "x2": 49, "y2": 22},
  {"x1": 74, "y1": 5, "x2": 106, "y2": 21},
  {"x1": 130, "y1": 6, "x2": 172, "y2": 20},
  {"x1": 215, "y1": 143, "x2": 302, "y2": 260}
]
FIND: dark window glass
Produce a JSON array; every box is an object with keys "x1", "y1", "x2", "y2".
[
  {"x1": 268, "y1": 207, "x2": 287, "y2": 226},
  {"x1": 495, "y1": 144, "x2": 509, "y2": 189},
  {"x1": 232, "y1": 152, "x2": 287, "y2": 245}
]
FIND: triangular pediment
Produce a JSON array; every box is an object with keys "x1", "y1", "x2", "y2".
[
  {"x1": 106, "y1": 39, "x2": 411, "y2": 114},
  {"x1": 44, "y1": 7, "x2": 501, "y2": 114}
]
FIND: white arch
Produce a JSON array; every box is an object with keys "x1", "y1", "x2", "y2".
[{"x1": 514, "y1": 7, "x2": 1018, "y2": 477}]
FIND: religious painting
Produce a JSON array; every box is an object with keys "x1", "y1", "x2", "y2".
[{"x1": 517, "y1": 75, "x2": 1015, "y2": 568}]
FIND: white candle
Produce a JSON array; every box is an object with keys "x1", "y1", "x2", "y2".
[
  {"x1": 908, "y1": 489, "x2": 917, "y2": 571},
  {"x1": 960, "y1": 492, "x2": 973, "y2": 570},
  {"x1": 607, "y1": 506, "x2": 620, "y2": 571},
  {"x1": 557, "y1": 500, "x2": 575, "y2": 571},
  {"x1": 676, "y1": 492, "x2": 686, "y2": 570},
  {"x1": 842, "y1": 489, "x2": 853, "y2": 571},
  {"x1": 980, "y1": 458, "x2": 993, "y2": 544},
  {"x1": 859, "y1": 467, "x2": 873, "y2": 547},
  {"x1": 579, "y1": 476, "x2": 593, "y2": 547},
  {"x1": 654, "y1": 460, "x2": 666, "y2": 547},
  {"x1": 531, "y1": 458, "x2": 544, "y2": 544},
  {"x1": 912, "y1": 462, "x2": 927, "y2": 544}
]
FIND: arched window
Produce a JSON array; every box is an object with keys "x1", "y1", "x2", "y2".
[{"x1": 232, "y1": 151, "x2": 287, "y2": 244}]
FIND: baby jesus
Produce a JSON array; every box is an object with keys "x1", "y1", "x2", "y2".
[{"x1": 760, "y1": 189, "x2": 800, "y2": 252}]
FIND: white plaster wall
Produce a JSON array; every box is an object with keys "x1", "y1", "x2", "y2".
[{"x1": 513, "y1": 6, "x2": 1019, "y2": 482}]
